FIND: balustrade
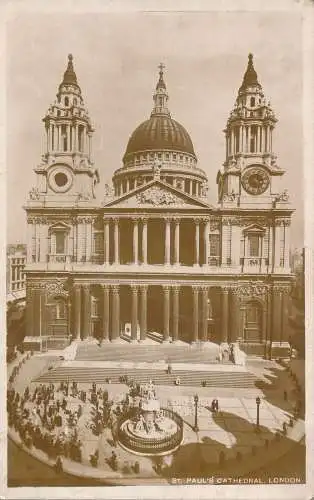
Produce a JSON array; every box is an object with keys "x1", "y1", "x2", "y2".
[{"x1": 48, "y1": 254, "x2": 73, "y2": 264}]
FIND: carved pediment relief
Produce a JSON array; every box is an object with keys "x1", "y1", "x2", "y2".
[{"x1": 104, "y1": 181, "x2": 210, "y2": 209}]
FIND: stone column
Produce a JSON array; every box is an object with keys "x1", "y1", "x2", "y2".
[
  {"x1": 203, "y1": 218, "x2": 209, "y2": 266},
  {"x1": 140, "y1": 285, "x2": 148, "y2": 341},
  {"x1": 104, "y1": 219, "x2": 110, "y2": 265},
  {"x1": 132, "y1": 218, "x2": 139, "y2": 264},
  {"x1": 111, "y1": 285, "x2": 120, "y2": 341},
  {"x1": 73, "y1": 284, "x2": 81, "y2": 340},
  {"x1": 274, "y1": 222, "x2": 282, "y2": 269},
  {"x1": 230, "y1": 287, "x2": 240, "y2": 342},
  {"x1": 102, "y1": 284, "x2": 110, "y2": 342},
  {"x1": 67, "y1": 299, "x2": 72, "y2": 337},
  {"x1": 174, "y1": 219, "x2": 180, "y2": 265},
  {"x1": 131, "y1": 285, "x2": 139, "y2": 343},
  {"x1": 172, "y1": 285, "x2": 180, "y2": 343},
  {"x1": 248, "y1": 126, "x2": 251, "y2": 152},
  {"x1": 257, "y1": 126, "x2": 261, "y2": 153},
  {"x1": 86, "y1": 219, "x2": 93, "y2": 263},
  {"x1": 113, "y1": 218, "x2": 119, "y2": 265},
  {"x1": 82, "y1": 284, "x2": 90, "y2": 339},
  {"x1": 281, "y1": 288, "x2": 290, "y2": 343},
  {"x1": 284, "y1": 221, "x2": 291, "y2": 270},
  {"x1": 26, "y1": 284, "x2": 34, "y2": 337},
  {"x1": 221, "y1": 286, "x2": 229, "y2": 343},
  {"x1": 39, "y1": 222, "x2": 47, "y2": 263},
  {"x1": 271, "y1": 286, "x2": 282, "y2": 343},
  {"x1": 142, "y1": 218, "x2": 148, "y2": 265},
  {"x1": 192, "y1": 286, "x2": 200, "y2": 342},
  {"x1": 58, "y1": 125, "x2": 61, "y2": 152},
  {"x1": 201, "y1": 287, "x2": 208, "y2": 342},
  {"x1": 33, "y1": 286, "x2": 41, "y2": 336},
  {"x1": 163, "y1": 285, "x2": 171, "y2": 342},
  {"x1": 66, "y1": 124, "x2": 70, "y2": 152},
  {"x1": 194, "y1": 219, "x2": 200, "y2": 265},
  {"x1": 165, "y1": 218, "x2": 171, "y2": 265}
]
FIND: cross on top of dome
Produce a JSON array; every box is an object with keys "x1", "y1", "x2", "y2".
[{"x1": 156, "y1": 62, "x2": 166, "y2": 90}]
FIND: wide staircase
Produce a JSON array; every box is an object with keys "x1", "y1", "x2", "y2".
[
  {"x1": 75, "y1": 342, "x2": 221, "y2": 364},
  {"x1": 34, "y1": 366, "x2": 257, "y2": 389}
]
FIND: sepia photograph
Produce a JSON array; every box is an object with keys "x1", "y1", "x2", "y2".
[{"x1": 3, "y1": 5, "x2": 309, "y2": 497}]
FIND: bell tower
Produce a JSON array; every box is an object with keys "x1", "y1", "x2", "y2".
[
  {"x1": 30, "y1": 54, "x2": 99, "y2": 205},
  {"x1": 217, "y1": 54, "x2": 288, "y2": 208}
]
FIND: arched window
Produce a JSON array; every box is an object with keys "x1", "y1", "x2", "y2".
[
  {"x1": 250, "y1": 97, "x2": 255, "y2": 107},
  {"x1": 73, "y1": 98, "x2": 77, "y2": 106},
  {"x1": 64, "y1": 96, "x2": 69, "y2": 106}
]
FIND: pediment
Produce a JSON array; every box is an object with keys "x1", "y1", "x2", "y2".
[
  {"x1": 103, "y1": 180, "x2": 211, "y2": 209},
  {"x1": 49, "y1": 221, "x2": 71, "y2": 231},
  {"x1": 242, "y1": 223, "x2": 266, "y2": 233}
]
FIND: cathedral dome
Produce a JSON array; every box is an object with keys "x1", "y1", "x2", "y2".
[
  {"x1": 123, "y1": 114, "x2": 196, "y2": 161},
  {"x1": 113, "y1": 65, "x2": 207, "y2": 201}
]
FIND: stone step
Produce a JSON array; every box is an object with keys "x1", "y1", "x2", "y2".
[
  {"x1": 34, "y1": 366, "x2": 256, "y2": 388},
  {"x1": 75, "y1": 344, "x2": 222, "y2": 364}
]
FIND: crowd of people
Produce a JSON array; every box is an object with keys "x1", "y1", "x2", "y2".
[{"x1": 7, "y1": 356, "x2": 146, "y2": 471}]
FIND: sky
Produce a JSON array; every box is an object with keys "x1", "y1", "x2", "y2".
[{"x1": 6, "y1": 10, "x2": 303, "y2": 248}]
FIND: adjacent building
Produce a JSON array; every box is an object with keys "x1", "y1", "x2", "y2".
[
  {"x1": 24, "y1": 54, "x2": 294, "y2": 356},
  {"x1": 7, "y1": 244, "x2": 26, "y2": 304}
]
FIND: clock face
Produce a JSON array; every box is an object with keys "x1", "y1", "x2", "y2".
[{"x1": 241, "y1": 167, "x2": 269, "y2": 195}]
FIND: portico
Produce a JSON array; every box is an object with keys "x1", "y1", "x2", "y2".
[{"x1": 103, "y1": 215, "x2": 210, "y2": 267}]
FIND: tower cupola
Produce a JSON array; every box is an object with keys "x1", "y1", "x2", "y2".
[
  {"x1": 217, "y1": 53, "x2": 286, "y2": 208},
  {"x1": 30, "y1": 54, "x2": 99, "y2": 205}
]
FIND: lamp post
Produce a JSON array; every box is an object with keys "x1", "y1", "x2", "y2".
[
  {"x1": 194, "y1": 394, "x2": 199, "y2": 432},
  {"x1": 256, "y1": 396, "x2": 261, "y2": 431}
]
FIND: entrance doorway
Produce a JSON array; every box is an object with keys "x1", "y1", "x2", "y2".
[{"x1": 243, "y1": 301, "x2": 263, "y2": 342}]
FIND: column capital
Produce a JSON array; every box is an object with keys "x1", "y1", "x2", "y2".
[
  {"x1": 163, "y1": 284, "x2": 171, "y2": 293},
  {"x1": 111, "y1": 284, "x2": 120, "y2": 294},
  {"x1": 202, "y1": 217, "x2": 210, "y2": 224},
  {"x1": 172, "y1": 284, "x2": 181, "y2": 294},
  {"x1": 81, "y1": 283, "x2": 90, "y2": 291},
  {"x1": 199, "y1": 285, "x2": 209, "y2": 293},
  {"x1": 194, "y1": 217, "x2": 202, "y2": 225},
  {"x1": 192, "y1": 284, "x2": 202, "y2": 292},
  {"x1": 101, "y1": 283, "x2": 110, "y2": 291},
  {"x1": 221, "y1": 285, "x2": 230, "y2": 293},
  {"x1": 140, "y1": 284, "x2": 148, "y2": 293},
  {"x1": 103, "y1": 217, "x2": 111, "y2": 223},
  {"x1": 273, "y1": 284, "x2": 290, "y2": 295},
  {"x1": 131, "y1": 217, "x2": 139, "y2": 224},
  {"x1": 130, "y1": 284, "x2": 140, "y2": 293},
  {"x1": 140, "y1": 217, "x2": 148, "y2": 224},
  {"x1": 164, "y1": 216, "x2": 172, "y2": 223},
  {"x1": 173, "y1": 217, "x2": 181, "y2": 225}
]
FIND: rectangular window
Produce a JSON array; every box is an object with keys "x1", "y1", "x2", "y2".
[
  {"x1": 55, "y1": 232, "x2": 65, "y2": 254},
  {"x1": 248, "y1": 234, "x2": 260, "y2": 257},
  {"x1": 93, "y1": 233, "x2": 104, "y2": 254},
  {"x1": 209, "y1": 234, "x2": 220, "y2": 257}
]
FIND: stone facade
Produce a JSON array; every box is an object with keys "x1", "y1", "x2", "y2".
[{"x1": 24, "y1": 54, "x2": 294, "y2": 356}]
